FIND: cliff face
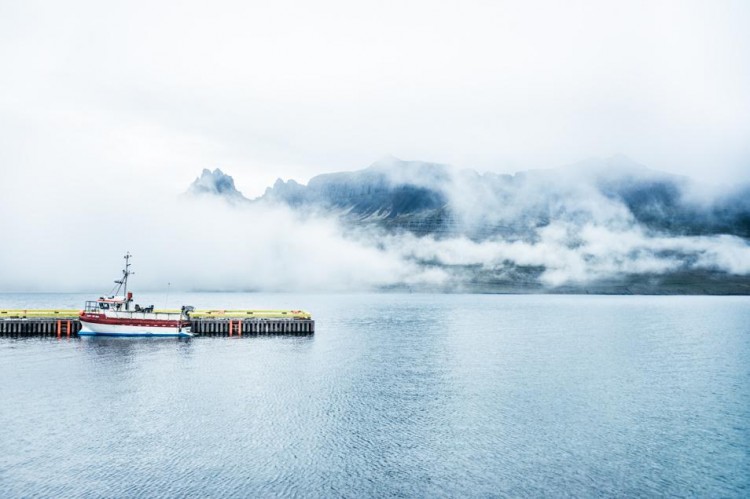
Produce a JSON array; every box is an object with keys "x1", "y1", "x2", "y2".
[{"x1": 256, "y1": 156, "x2": 750, "y2": 240}]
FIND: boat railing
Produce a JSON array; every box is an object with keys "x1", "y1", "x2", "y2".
[{"x1": 84, "y1": 301, "x2": 102, "y2": 313}]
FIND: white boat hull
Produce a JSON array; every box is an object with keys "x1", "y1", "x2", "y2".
[{"x1": 79, "y1": 320, "x2": 192, "y2": 337}]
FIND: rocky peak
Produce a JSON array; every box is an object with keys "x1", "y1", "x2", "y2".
[{"x1": 186, "y1": 168, "x2": 249, "y2": 202}]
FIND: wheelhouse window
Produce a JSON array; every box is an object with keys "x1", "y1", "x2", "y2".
[{"x1": 84, "y1": 301, "x2": 111, "y2": 313}]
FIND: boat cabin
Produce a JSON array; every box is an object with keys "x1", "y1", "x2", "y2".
[{"x1": 84, "y1": 294, "x2": 131, "y2": 313}]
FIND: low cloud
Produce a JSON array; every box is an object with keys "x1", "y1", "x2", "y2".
[
  {"x1": 0, "y1": 194, "x2": 446, "y2": 292},
  {"x1": 1, "y1": 158, "x2": 749, "y2": 293},
  {"x1": 381, "y1": 223, "x2": 750, "y2": 287}
]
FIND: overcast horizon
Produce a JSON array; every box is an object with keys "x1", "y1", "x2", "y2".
[
  {"x1": 1, "y1": 0, "x2": 749, "y2": 292},
  {"x1": 2, "y1": 1, "x2": 749, "y2": 195}
]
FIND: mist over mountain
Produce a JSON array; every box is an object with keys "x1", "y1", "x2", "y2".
[
  {"x1": 185, "y1": 157, "x2": 750, "y2": 294},
  {"x1": 254, "y1": 156, "x2": 750, "y2": 238}
]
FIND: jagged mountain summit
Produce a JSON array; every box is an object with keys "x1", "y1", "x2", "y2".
[{"x1": 187, "y1": 168, "x2": 249, "y2": 203}]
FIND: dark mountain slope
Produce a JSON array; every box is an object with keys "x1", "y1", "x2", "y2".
[{"x1": 254, "y1": 156, "x2": 750, "y2": 239}]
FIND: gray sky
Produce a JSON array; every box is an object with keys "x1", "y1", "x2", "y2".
[
  {"x1": 1, "y1": 0, "x2": 750, "y2": 292},
  {"x1": 1, "y1": 0, "x2": 749, "y2": 200}
]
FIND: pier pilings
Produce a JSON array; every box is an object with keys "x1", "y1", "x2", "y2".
[
  {"x1": 189, "y1": 318, "x2": 315, "y2": 336},
  {"x1": 0, "y1": 318, "x2": 315, "y2": 337}
]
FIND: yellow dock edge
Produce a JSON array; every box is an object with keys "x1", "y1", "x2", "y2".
[
  {"x1": 188, "y1": 310, "x2": 312, "y2": 319},
  {"x1": 0, "y1": 310, "x2": 80, "y2": 318},
  {"x1": 0, "y1": 309, "x2": 312, "y2": 319}
]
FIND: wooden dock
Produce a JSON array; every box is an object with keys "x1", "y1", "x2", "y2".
[{"x1": 0, "y1": 310, "x2": 314, "y2": 337}]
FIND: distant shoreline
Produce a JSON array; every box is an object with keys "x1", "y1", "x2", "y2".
[
  {"x1": 2, "y1": 273, "x2": 750, "y2": 298},
  {"x1": 379, "y1": 269, "x2": 750, "y2": 296}
]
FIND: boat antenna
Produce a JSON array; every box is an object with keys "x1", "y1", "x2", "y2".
[{"x1": 164, "y1": 282, "x2": 171, "y2": 310}]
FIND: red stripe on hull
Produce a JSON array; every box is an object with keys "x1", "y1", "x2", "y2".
[{"x1": 80, "y1": 313, "x2": 189, "y2": 328}]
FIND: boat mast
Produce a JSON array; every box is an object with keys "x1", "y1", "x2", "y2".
[{"x1": 115, "y1": 252, "x2": 134, "y2": 311}]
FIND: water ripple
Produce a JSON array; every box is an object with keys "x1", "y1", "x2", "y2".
[{"x1": 1, "y1": 294, "x2": 749, "y2": 497}]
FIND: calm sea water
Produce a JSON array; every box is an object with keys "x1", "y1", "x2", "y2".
[{"x1": 0, "y1": 293, "x2": 748, "y2": 497}]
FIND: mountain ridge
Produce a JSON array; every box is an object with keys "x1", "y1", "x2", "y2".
[
  {"x1": 247, "y1": 156, "x2": 750, "y2": 239},
  {"x1": 183, "y1": 157, "x2": 750, "y2": 294}
]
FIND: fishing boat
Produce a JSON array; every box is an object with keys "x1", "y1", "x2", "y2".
[{"x1": 78, "y1": 253, "x2": 193, "y2": 337}]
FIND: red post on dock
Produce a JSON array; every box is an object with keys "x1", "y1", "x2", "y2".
[
  {"x1": 56, "y1": 320, "x2": 72, "y2": 338},
  {"x1": 228, "y1": 320, "x2": 241, "y2": 337}
]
